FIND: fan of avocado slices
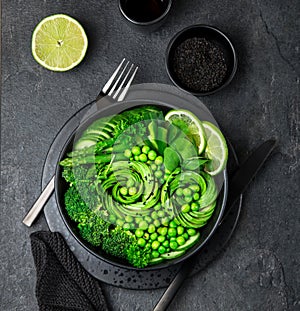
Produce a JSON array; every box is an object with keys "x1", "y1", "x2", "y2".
[{"x1": 60, "y1": 106, "x2": 227, "y2": 268}]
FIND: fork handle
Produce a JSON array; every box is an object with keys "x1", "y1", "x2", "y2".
[{"x1": 22, "y1": 176, "x2": 55, "y2": 227}]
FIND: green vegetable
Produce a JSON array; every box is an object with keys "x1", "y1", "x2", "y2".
[{"x1": 60, "y1": 106, "x2": 225, "y2": 267}]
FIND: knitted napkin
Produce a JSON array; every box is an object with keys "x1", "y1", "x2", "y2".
[{"x1": 30, "y1": 231, "x2": 109, "y2": 311}]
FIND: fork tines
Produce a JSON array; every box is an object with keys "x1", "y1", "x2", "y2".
[{"x1": 101, "y1": 58, "x2": 138, "y2": 102}]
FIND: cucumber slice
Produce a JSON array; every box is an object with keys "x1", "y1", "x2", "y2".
[
  {"x1": 161, "y1": 249, "x2": 185, "y2": 259},
  {"x1": 74, "y1": 139, "x2": 97, "y2": 150},
  {"x1": 149, "y1": 257, "x2": 165, "y2": 265}
]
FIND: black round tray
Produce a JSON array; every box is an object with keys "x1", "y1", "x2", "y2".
[{"x1": 42, "y1": 83, "x2": 242, "y2": 290}]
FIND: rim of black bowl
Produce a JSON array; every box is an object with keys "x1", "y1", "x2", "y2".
[
  {"x1": 118, "y1": 0, "x2": 173, "y2": 26},
  {"x1": 165, "y1": 24, "x2": 238, "y2": 96},
  {"x1": 55, "y1": 99, "x2": 228, "y2": 271}
]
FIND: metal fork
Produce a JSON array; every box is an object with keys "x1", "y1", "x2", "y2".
[
  {"x1": 22, "y1": 59, "x2": 138, "y2": 227},
  {"x1": 97, "y1": 58, "x2": 138, "y2": 102}
]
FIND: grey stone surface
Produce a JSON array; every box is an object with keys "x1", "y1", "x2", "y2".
[{"x1": 1, "y1": 0, "x2": 299, "y2": 310}]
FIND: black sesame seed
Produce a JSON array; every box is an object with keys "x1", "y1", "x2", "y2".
[{"x1": 172, "y1": 37, "x2": 227, "y2": 92}]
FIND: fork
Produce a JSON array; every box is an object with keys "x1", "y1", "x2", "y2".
[
  {"x1": 22, "y1": 59, "x2": 138, "y2": 227},
  {"x1": 97, "y1": 58, "x2": 138, "y2": 101}
]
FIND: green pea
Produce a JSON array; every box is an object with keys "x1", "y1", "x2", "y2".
[
  {"x1": 139, "y1": 153, "x2": 148, "y2": 162},
  {"x1": 162, "y1": 240, "x2": 169, "y2": 248},
  {"x1": 183, "y1": 233, "x2": 189, "y2": 240},
  {"x1": 184, "y1": 196, "x2": 193, "y2": 203},
  {"x1": 129, "y1": 157, "x2": 133, "y2": 161},
  {"x1": 151, "y1": 164, "x2": 157, "y2": 171},
  {"x1": 160, "y1": 227, "x2": 168, "y2": 236},
  {"x1": 162, "y1": 217, "x2": 170, "y2": 226},
  {"x1": 116, "y1": 219, "x2": 124, "y2": 226},
  {"x1": 169, "y1": 220, "x2": 177, "y2": 228},
  {"x1": 134, "y1": 155, "x2": 139, "y2": 161},
  {"x1": 129, "y1": 187, "x2": 137, "y2": 196},
  {"x1": 124, "y1": 149, "x2": 132, "y2": 158},
  {"x1": 187, "y1": 228, "x2": 197, "y2": 236},
  {"x1": 176, "y1": 236, "x2": 186, "y2": 246},
  {"x1": 168, "y1": 227, "x2": 177, "y2": 237},
  {"x1": 139, "y1": 221, "x2": 148, "y2": 230},
  {"x1": 183, "y1": 188, "x2": 192, "y2": 197},
  {"x1": 155, "y1": 170, "x2": 163, "y2": 179},
  {"x1": 126, "y1": 179, "x2": 135, "y2": 188},
  {"x1": 191, "y1": 202, "x2": 199, "y2": 211},
  {"x1": 154, "y1": 204, "x2": 161, "y2": 211},
  {"x1": 158, "y1": 246, "x2": 166, "y2": 254},
  {"x1": 120, "y1": 187, "x2": 128, "y2": 196},
  {"x1": 143, "y1": 233, "x2": 149, "y2": 240},
  {"x1": 150, "y1": 232, "x2": 158, "y2": 240},
  {"x1": 148, "y1": 150, "x2": 157, "y2": 161},
  {"x1": 157, "y1": 235, "x2": 166, "y2": 243},
  {"x1": 148, "y1": 224, "x2": 156, "y2": 234},
  {"x1": 157, "y1": 227, "x2": 162, "y2": 235},
  {"x1": 144, "y1": 216, "x2": 152, "y2": 223},
  {"x1": 193, "y1": 193, "x2": 200, "y2": 201},
  {"x1": 125, "y1": 215, "x2": 133, "y2": 223},
  {"x1": 170, "y1": 237, "x2": 176, "y2": 241},
  {"x1": 123, "y1": 223, "x2": 131, "y2": 230},
  {"x1": 132, "y1": 146, "x2": 141, "y2": 156},
  {"x1": 170, "y1": 241, "x2": 178, "y2": 250},
  {"x1": 176, "y1": 188, "x2": 183, "y2": 196},
  {"x1": 181, "y1": 204, "x2": 190, "y2": 213},
  {"x1": 157, "y1": 210, "x2": 165, "y2": 218},
  {"x1": 151, "y1": 241, "x2": 160, "y2": 250},
  {"x1": 154, "y1": 156, "x2": 163, "y2": 165},
  {"x1": 152, "y1": 251, "x2": 160, "y2": 258},
  {"x1": 135, "y1": 229, "x2": 144, "y2": 238},
  {"x1": 153, "y1": 219, "x2": 161, "y2": 227},
  {"x1": 151, "y1": 211, "x2": 158, "y2": 219},
  {"x1": 130, "y1": 223, "x2": 135, "y2": 229},
  {"x1": 190, "y1": 184, "x2": 200, "y2": 193},
  {"x1": 109, "y1": 214, "x2": 116, "y2": 223},
  {"x1": 135, "y1": 217, "x2": 143, "y2": 224},
  {"x1": 142, "y1": 145, "x2": 150, "y2": 154},
  {"x1": 138, "y1": 238, "x2": 146, "y2": 247},
  {"x1": 177, "y1": 226, "x2": 184, "y2": 235}
]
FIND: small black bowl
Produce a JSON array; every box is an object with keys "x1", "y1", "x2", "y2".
[
  {"x1": 119, "y1": 0, "x2": 173, "y2": 32},
  {"x1": 165, "y1": 24, "x2": 238, "y2": 96}
]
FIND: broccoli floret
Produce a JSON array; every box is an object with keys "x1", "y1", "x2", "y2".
[
  {"x1": 101, "y1": 226, "x2": 152, "y2": 268},
  {"x1": 64, "y1": 186, "x2": 109, "y2": 246},
  {"x1": 127, "y1": 243, "x2": 152, "y2": 268},
  {"x1": 101, "y1": 226, "x2": 134, "y2": 259}
]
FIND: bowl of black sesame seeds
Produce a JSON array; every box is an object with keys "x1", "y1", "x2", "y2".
[{"x1": 165, "y1": 24, "x2": 237, "y2": 96}]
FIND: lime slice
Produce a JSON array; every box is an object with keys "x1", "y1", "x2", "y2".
[
  {"x1": 202, "y1": 121, "x2": 228, "y2": 176},
  {"x1": 165, "y1": 109, "x2": 206, "y2": 154},
  {"x1": 32, "y1": 14, "x2": 88, "y2": 71}
]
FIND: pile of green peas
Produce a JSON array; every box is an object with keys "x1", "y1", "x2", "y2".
[
  {"x1": 175, "y1": 184, "x2": 201, "y2": 213},
  {"x1": 134, "y1": 219, "x2": 197, "y2": 258},
  {"x1": 124, "y1": 145, "x2": 168, "y2": 184}
]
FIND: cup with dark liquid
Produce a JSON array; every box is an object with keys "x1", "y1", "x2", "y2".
[{"x1": 119, "y1": 0, "x2": 173, "y2": 32}]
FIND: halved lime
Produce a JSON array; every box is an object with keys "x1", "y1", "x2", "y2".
[
  {"x1": 32, "y1": 14, "x2": 88, "y2": 71},
  {"x1": 165, "y1": 109, "x2": 206, "y2": 154},
  {"x1": 202, "y1": 121, "x2": 228, "y2": 176}
]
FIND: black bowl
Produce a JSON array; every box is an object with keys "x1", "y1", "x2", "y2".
[
  {"x1": 55, "y1": 99, "x2": 228, "y2": 270},
  {"x1": 165, "y1": 24, "x2": 238, "y2": 96}
]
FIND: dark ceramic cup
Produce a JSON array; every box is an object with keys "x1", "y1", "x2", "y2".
[{"x1": 119, "y1": 0, "x2": 173, "y2": 32}]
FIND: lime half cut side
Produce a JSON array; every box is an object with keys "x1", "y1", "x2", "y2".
[
  {"x1": 165, "y1": 109, "x2": 207, "y2": 154},
  {"x1": 32, "y1": 14, "x2": 88, "y2": 72},
  {"x1": 202, "y1": 121, "x2": 228, "y2": 176}
]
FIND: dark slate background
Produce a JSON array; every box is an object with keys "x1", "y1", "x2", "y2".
[{"x1": 1, "y1": 0, "x2": 299, "y2": 310}]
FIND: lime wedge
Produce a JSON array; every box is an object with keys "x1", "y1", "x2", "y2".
[
  {"x1": 32, "y1": 14, "x2": 88, "y2": 71},
  {"x1": 202, "y1": 121, "x2": 228, "y2": 176},
  {"x1": 165, "y1": 109, "x2": 206, "y2": 154}
]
